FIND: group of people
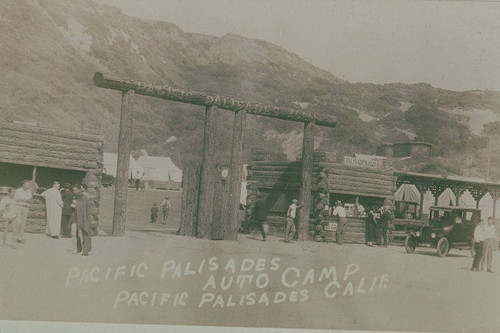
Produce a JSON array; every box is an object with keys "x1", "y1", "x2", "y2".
[
  {"x1": 0, "y1": 180, "x2": 92, "y2": 255},
  {"x1": 365, "y1": 205, "x2": 393, "y2": 247},
  {"x1": 251, "y1": 195, "x2": 393, "y2": 246},
  {"x1": 150, "y1": 196, "x2": 171, "y2": 224},
  {"x1": 472, "y1": 217, "x2": 496, "y2": 273}
]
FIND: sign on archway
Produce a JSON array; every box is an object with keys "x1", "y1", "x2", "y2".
[{"x1": 93, "y1": 72, "x2": 337, "y2": 240}]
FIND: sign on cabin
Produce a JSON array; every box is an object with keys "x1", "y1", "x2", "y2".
[{"x1": 343, "y1": 156, "x2": 379, "y2": 169}]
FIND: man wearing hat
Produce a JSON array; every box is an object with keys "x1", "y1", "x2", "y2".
[
  {"x1": 331, "y1": 200, "x2": 347, "y2": 245},
  {"x1": 377, "y1": 205, "x2": 392, "y2": 247},
  {"x1": 285, "y1": 199, "x2": 302, "y2": 243},
  {"x1": 160, "y1": 196, "x2": 171, "y2": 225}
]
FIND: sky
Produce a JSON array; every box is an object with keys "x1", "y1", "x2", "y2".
[{"x1": 97, "y1": 0, "x2": 500, "y2": 92}]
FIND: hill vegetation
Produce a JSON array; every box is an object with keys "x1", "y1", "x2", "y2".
[{"x1": 1, "y1": 0, "x2": 500, "y2": 181}]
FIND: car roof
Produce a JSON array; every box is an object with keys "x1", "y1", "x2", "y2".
[{"x1": 429, "y1": 206, "x2": 481, "y2": 212}]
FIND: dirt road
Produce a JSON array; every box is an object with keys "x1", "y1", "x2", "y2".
[{"x1": 0, "y1": 189, "x2": 499, "y2": 332}]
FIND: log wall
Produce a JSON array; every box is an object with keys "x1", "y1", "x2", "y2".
[
  {"x1": 245, "y1": 151, "x2": 397, "y2": 243},
  {"x1": 0, "y1": 122, "x2": 104, "y2": 235}
]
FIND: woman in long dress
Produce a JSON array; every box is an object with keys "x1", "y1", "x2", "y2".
[{"x1": 41, "y1": 181, "x2": 63, "y2": 238}]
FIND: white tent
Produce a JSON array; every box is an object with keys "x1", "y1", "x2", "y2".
[
  {"x1": 103, "y1": 153, "x2": 144, "y2": 179},
  {"x1": 395, "y1": 184, "x2": 420, "y2": 203},
  {"x1": 136, "y1": 156, "x2": 183, "y2": 183}
]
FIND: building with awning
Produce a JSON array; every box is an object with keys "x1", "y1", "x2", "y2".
[{"x1": 395, "y1": 171, "x2": 500, "y2": 218}]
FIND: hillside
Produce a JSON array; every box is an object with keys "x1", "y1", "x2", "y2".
[{"x1": 1, "y1": 0, "x2": 500, "y2": 181}]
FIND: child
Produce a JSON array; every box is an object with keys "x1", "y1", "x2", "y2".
[
  {"x1": 150, "y1": 203, "x2": 159, "y2": 224},
  {"x1": 0, "y1": 188, "x2": 19, "y2": 248}
]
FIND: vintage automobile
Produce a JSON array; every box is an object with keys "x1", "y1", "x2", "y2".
[{"x1": 405, "y1": 206, "x2": 480, "y2": 257}]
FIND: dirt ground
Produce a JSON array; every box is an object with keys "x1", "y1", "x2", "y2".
[{"x1": 1, "y1": 188, "x2": 499, "y2": 332}]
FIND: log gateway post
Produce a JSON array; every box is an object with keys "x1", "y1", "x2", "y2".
[
  {"x1": 93, "y1": 72, "x2": 336, "y2": 240},
  {"x1": 298, "y1": 121, "x2": 315, "y2": 241},
  {"x1": 112, "y1": 90, "x2": 134, "y2": 236}
]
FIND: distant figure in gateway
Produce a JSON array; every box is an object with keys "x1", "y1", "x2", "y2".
[
  {"x1": 135, "y1": 171, "x2": 141, "y2": 191},
  {"x1": 150, "y1": 203, "x2": 159, "y2": 224},
  {"x1": 160, "y1": 197, "x2": 170, "y2": 225},
  {"x1": 285, "y1": 199, "x2": 302, "y2": 243}
]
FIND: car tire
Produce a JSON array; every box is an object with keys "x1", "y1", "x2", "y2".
[
  {"x1": 437, "y1": 237, "x2": 450, "y2": 257},
  {"x1": 405, "y1": 235, "x2": 416, "y2": 254}
]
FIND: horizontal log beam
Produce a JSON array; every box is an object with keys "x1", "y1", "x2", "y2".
[
  {"x1": 93, "y1": 72, "x2": 337, "y2": 127},
  {"x1": 1, "y1": 129, "x2": 103, "y2": 150},
  {"x1": 0, "y1": 136, "x2": 99, "y2": 155},
  {"x1": 248, "y1": 170, "x2": 321, "y2": 177},
  {"x1": 327, "y1": 188, "x2": 392, "y2": 198},
  {"x1": 327, "y1": 174, "x2": 395, "y2": 187},
  {"x1": 0, "y1": 123, "x2": 103, "y2": 143},
  {"x1": 328, "y1": 184, "x2": 393, "y2": 196},
  {"x1": 0, "y1": 153, "x2": 98, "y2": 171},
  {"x1": 326, "y1": 167, "x2": 395, "y2": 181},
  {"x1": 0, "y1": 144, "x2": 100, "y2": 164}
]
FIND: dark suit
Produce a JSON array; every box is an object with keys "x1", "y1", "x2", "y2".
[
  {"x1": 252, "y1": 201, "x2": 267, "y2": 240},
  {"x1": 60, "y1": 190, "x2": 73, "y2": 238},
  {"x1": 366, "y1": 212, "x2": 377, "y2": 243},
  {"x1": 72, "y1": 194, "x2": 92, "y2": 255},
  {"x1": 378, "y1": 210, "x2": 391, "y2": 246}
]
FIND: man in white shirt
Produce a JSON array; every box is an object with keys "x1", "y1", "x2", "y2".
[
  {"x1": 14, "y1": 180, "x2": 32, "y2": 244},
  {"x1": 285, "y1": 199, "x2": 301, "y2": 243},
  {"x1": 332, "y1": 200, "x2": 347, "y2": 245},
  {"x1": 481, "y1": 217, "x2": 496, "y2": 273},
  {"x1": 472, "y1": 219, "x2": 486, "y2": 272}
]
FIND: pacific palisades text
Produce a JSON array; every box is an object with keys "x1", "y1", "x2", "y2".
[{"x1": 64, "y1": 257, "x2": 389, "y2": 309}]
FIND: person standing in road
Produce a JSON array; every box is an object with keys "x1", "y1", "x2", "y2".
[
  {"x1": 160, "y1": 197, "x2": 171, "y2": 225},
  {"x1": 14, "y1": 180, "x2": 32, "y2": 244},
  {"x1": 70, "y1": 184, "x2": 92, "y2": 256},
  {"x1": 140, "y1": 172, "x2": 147, "y2": 192},
  {"x1": 377, "y1": 205, "x2": 391, "y2": 247},
  {"x1": 366, "y1": 207, "x2": 377, "y2": 246},
  {"x1": 481, "y1": 217, "x2": 496, "y2": 273},
  {"x1": 332, "y1": 200, "x2": 347, "y2": 245},
  {"x1": 252, "y1": 194, "x2": 267, "y2": 242},
  {"x1": 472, "y1": 219, "x2": 486, "y2": 272},
  {"x1": 135, "y1": 171, "x2": 141, "y2": 191},
  {"x1": 150, "y1": 203, "x2": 159, "y2": 224},
  {"x1": 41, "y1": 181, "x2": 63, "y2": 238},
  {"x1": 60, "y1": 183, "x2": 74, "y2": 238},
  {"x1": 285, "y1": 199, "x2": 301, "y2": 243}
]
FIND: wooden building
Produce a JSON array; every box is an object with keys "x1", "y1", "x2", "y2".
[
  {"x1": 0, "y1": 122, "x2": 104, "y2": 233},
  {"x1": 245, "y1": 151, "x2": 397, "y2": 243}
]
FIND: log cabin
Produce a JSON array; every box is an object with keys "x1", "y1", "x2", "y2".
[
  {"x1": 244, "y1": 151, "x2": 397, "y2": 243},
  {"x1": 0, "y1": 122, "x2": 104, "y2": 234}
]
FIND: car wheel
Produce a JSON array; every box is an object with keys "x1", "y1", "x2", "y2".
[
  {"x1": 405, "y1": 235, "x2": 416, "y2": 254},
  {"x1": 437, "y1": 237, "x2": 450, "y2": 257}
]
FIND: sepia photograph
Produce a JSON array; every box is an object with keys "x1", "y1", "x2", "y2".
[{"x1": 1, "y1": 0, "x2": 500, "y2": 332}]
